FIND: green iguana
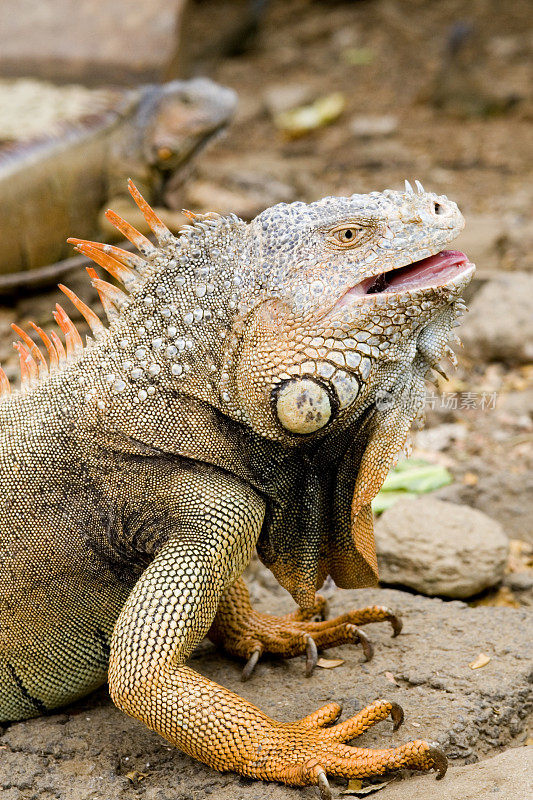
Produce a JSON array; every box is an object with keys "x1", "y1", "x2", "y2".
[
  {"x1": 0, "y1": 179, "x2": 473, "y2": 797},
  {"x1": 0, "y1": 78, "x2": 235, "y2": 280}
]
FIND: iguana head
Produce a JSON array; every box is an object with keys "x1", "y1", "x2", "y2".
[
  {"x1": 225, "y1": 181, "x2": 473, "y2": 442},
  {"x1": 136, "y1": 78, "x2": 237, "y2": 173}
]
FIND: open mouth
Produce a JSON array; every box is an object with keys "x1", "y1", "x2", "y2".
[{"x1": 337, "y1": 250, "x2": 473, "y2": 308}]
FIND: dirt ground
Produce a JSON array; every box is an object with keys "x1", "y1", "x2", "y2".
[{"x1": 0, "y1": 0, "x2": 532, "y2": 797}]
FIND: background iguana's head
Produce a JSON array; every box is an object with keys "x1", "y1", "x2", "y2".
[
  {"x1": 227, "y1": 183, "x2": 474, "y2": 441},
  {"x1": 138, "y1": 79, "x2": 237, "y2": 173}
]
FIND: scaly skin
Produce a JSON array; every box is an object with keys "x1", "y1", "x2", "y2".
[{"x1": 0, "y1": 180, "x2": 473, "y2": 795}]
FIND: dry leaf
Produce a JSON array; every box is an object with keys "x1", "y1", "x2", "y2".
[
  {"x1": 347, "y1": 780, "x2": 363, "y2": 791},
  {"x1": 317, "y1": 657, "x2": 345, "y2": 669},
  {"x1": 341, "y1": 779, "x2": 394, "y2": 795},
  {"x1": 125, "y1": 771, "x2": 148, "y2": 783},
  {"x1": 462, "y1": 471, "x2": 478, "y2": 486},
  {"x1": 469, "y1": 653, "x2": 490, "y2": 670},
  {"x1": 275, "y1": 93, "x2": 345, "y2": 138},
  {"x1": 384, "y1": 671, "x2": 399, "y2": 686}
]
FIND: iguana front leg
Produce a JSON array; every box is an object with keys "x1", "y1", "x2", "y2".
[
  {"x1": 208, "y1": 576, "x2": 402, "y2": 680},
  {"x1": 108, "y1": 477, "x2": 446, "y2": 796}
]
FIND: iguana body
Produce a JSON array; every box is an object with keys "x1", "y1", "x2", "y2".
[
  {"x1": 0, "y1": 78, "x2": 235, "y2": 277},
  {"x1": 0, "y1": 181, "x2": 473, "y2": 796}
]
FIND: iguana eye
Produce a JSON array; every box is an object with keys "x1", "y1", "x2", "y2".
[
  {"x1": 338, "y1": 228, "x2": 357, "y2": 243},
  {"x1": 327, "y1": 225, "x2": 365, "y2": 249}
]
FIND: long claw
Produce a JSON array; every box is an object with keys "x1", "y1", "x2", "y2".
[
  {"x1": 390, "y1": 702, "x2": 404, "y2": 731},
  {"x1": 317, "y1": 770, "x2": 332, "y2": 800},
  {"x1": 305, "y1": 635, "x2": 318, "y2": 677},
  {"x1": 348, "y1": 625, "x2": 374, "y2": 661},
  {"x1": 387, "y1": 610, "x2": 403, "y2": 637},
  {"x1": 241, "y1": 647, "x2": 261, "y2": 682},
  {"x1": 428, "y1": 746, "x2": 448, "y2": 779}
]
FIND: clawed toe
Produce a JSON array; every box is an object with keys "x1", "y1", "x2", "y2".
[
  {"x1": 241, "y1": 645, "x2": 262, "y2": 681},
  {"x1": 348, "y1": 625, "x2": 374, "y2": 661},
  {"x1": 427, "y1": 746, "x2": 448, "y2": 779},
  {"x1": 389, "y1": 701, "x2": 404, "y2": 731},
  {"x1": 210, "y1": 579, "x2": 403, "y2": 681},
  {"x1": 305, "y1": 635, "x2": 318, "y2": 677},
  {"x1": 387, "y1": 610, "x2": 403, "y2": 637},
  {"x1": 316, "y1": 769, "x2": 332, "y2": 800}
]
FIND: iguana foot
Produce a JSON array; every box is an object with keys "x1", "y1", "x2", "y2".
[
  {"x1": 241, "y1": 698, "x2": 446, "y2": 794},
  {"x1": 208, "y1": 577, "x2": 402, "y2": 680}
]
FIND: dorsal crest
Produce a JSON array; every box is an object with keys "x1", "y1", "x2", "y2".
[{"x1": 0, "y1": 182, "x2": 184, "y2": 399}]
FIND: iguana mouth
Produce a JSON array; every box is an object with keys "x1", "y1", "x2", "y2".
[{"x1": 337, "y1": 250, "x2": 473, "y2": 307}]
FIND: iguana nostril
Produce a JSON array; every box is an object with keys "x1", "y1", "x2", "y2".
[{"x1": 274, "y1": 378, "x2": 332, "y2": 434}]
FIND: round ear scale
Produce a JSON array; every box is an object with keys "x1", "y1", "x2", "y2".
[{"x1": 272, "y1": 377, "x2": 335, "y2": 435}]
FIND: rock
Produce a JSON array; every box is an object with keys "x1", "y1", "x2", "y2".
[
  {"x1": 0, "y1": 308, "x2": 13, "y2": 363},
  {"x1": 436, "y1": 468, "x2": 533, "y2": 547},
  {"x1": 350, "y1": 114, "x2": 398, "y2": 138},
  {"x1": 505, "y1": 572, "x2": 533, "y2": 592},
  {"x1": 377, "y1": 747, "x2": 532, "y2": 800},
  {"x1": 460, "y1": 272, "x2": 533, "y2": 364},
  {"x1": 0, "y1": 0, "x2": 186, "y2": 86},
  {"x1": 1, "y1": 584, "x2": 531, "y2": 798},
  {"x1": 375, "y1": 497, "x2": 508, "y2": 598}
]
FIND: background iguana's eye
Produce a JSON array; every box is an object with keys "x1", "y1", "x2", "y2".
[{"x1": 157, "y1": 147, "x2": 173, "y2": 161}]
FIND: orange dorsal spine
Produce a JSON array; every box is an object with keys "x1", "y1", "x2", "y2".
[
  {"x1": 127, "y1": 180, "x2": 174, "y2": 246},
  {"x1": 58, "y1": 284, "x2": 106, "y2": 338},
  {"x1": 0, "y1": 183, "x2": 185, "y2": 398}
]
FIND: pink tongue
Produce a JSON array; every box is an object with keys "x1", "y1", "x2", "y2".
[{"x1": 386, "y1": 250, "x2": 468, "y2": 290}]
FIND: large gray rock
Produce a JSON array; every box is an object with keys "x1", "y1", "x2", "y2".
[
  {"x1": 375, "y1": 497, "x2": 508, "y2": 598},
  {"x1": 460, "y1": 272, "x2": 533, "y2": 364},
  {"x1": 0, "y1": 585, "x2": 531, "y2": 799},
  {"x1": 0, "y1": 0, "x2": 186, "y2": 85}
]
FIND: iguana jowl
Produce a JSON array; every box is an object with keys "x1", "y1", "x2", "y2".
[{"x1": 0, "y1": 180, "x2": 473, "y2": 796}]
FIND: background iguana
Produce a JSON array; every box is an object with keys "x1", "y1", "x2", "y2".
[
  {"x1": 0, "y1": 179, "x2": 473, "y2": 798},
  {"x1": 0, "y1": 78, "x2": 235, "y2": 279}
]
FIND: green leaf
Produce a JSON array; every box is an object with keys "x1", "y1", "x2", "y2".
[
  {"x1": 372, "y1": 459, "x2": 453, "y2": 514},
  {"x1": 342, "y1": 47, "x2": 375, "y2": 66}
]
